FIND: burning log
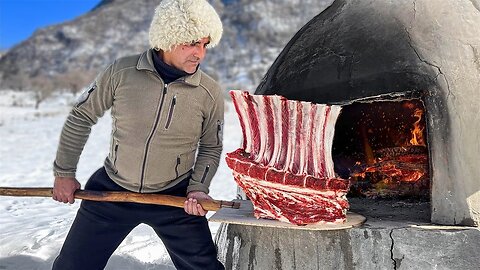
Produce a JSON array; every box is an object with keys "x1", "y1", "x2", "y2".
[{"x1": 350, "y1": 146, "x2": 429, "y2": 198}]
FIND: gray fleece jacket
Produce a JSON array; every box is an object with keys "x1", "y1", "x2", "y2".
[{"x1": 53, "y1": 49, "x2": 224, "y2": 194}]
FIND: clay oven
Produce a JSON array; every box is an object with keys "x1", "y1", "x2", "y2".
[
  {"x1": 255, "y1": 0, "x2": 480, "y2": 226},
  {"x1": 215, "y1": 1, "x2": 480, "y2": 269}
]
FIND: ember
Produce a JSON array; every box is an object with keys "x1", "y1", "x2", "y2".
[{"x1": 353, "y1": 146, "x2": 429, "y2": 198}]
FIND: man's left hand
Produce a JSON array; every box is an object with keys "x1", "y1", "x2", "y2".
[{"x1": 184, "y1": 191, "x2": 211, "y2": 216}]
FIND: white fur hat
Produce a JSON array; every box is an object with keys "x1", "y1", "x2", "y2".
[{"x1": 149, "y1": 0, "x2": 223, "y2": 51}]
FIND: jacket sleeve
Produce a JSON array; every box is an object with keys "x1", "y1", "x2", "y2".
[
  {"x1": 187, "y1": 85, "x2": 224, "y2": 194},
  {"x1": 53, "y1": 63, "x2": 115, "y2": 178}
]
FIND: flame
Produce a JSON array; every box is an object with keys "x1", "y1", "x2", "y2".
[{"x1": 409, "y1": 108, "x2": 425, "y2": 146}]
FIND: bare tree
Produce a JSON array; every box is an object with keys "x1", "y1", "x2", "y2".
[
  {"x1": 55, "y1": 69, "x2": 96, "y2": 95},
  {"x1": 30, "y1": 76, "x2": 54, "y2": 109}
]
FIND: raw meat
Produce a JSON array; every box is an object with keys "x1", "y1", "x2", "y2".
[{"x1": 227, "y1": 90, "x2": 350, "y2": 225}]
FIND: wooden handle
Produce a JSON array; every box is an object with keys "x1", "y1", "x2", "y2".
[
  {"x1": 74, "y1": 190, "x2": 225, "y2": 211},
  {"x1": 0, "y1": 187, "x2": 240, "y2": 211},
  {"x1": 0, "y1": 187, "x2": 53, "y2": 197}
]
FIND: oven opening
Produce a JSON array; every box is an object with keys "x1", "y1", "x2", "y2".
[{"x1": 332, "y1": 98, "x2": 431, "y2": 220}]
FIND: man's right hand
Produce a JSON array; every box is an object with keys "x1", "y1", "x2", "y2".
[{"x1": 53, "y1": 176, "x2": 81, "y2": 204}]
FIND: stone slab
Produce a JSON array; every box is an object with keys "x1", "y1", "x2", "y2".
[{"x1": 209, "y1": 200, "x2": 366, "y2": 231}]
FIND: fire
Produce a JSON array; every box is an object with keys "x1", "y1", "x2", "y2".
[
  {"x1": 349, "y1": 101, "x2": 429, "y2": 198},
  {"x1": 409, "y1": 108, "x2": 425, "y2": 146}
]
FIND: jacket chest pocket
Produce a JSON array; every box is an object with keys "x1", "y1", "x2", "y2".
[
  {"x1": 162, "y1": 95, "x2": 203, "y2": 137},
  {"x1": 164, "y1": 95, "x2": 176, "y2": 130}
]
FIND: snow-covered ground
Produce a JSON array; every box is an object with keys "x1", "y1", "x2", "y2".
[{"x1": 0, "y1": 90, "x2": 241, "y2": 269}]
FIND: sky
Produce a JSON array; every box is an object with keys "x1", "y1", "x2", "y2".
[{"x1": 0, "y1": 0, "x2": 101, "y2": 50}]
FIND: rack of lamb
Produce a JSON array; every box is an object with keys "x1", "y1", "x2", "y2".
[{"x1": 226, "y1": 90, "x2": 350, "y2": 225}]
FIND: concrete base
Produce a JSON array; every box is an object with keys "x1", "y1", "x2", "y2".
[
  {"x1": 215, "y1": 198, "x2": 479, "y2": 270},
  {"x1": 215, "y1": 219, "x2": 480, "y2": 270}
]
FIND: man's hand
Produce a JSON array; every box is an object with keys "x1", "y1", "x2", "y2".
[
  {"x1": 184, "y1": 191, "x2": 212, "y2": 216},
  {"x1": 53, "y1": 176, "x2": 81, "y2": 204}
]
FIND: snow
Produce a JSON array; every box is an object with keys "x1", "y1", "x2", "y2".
[{"x1": 0, "y1": 90, "x2": 241, "y2": 269}]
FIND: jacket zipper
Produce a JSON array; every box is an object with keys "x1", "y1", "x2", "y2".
[
  {"x1": 175, "y1": 156, "x2": 181, "y2": 178},
  {"x1": 113, "y1": 144, "x2": 119, "y2": 165},
  {"x1": 216, "y1": 120, "x2": 222, "y2": 145},
  {"x1": 76, "y1": 85, "x2": 96, "y2": 108},
  {"x1": 200, "y1": 165, "x2": 210, "y2": 184},
  {"x1": 113, "y1": 144, "x2": 119, "y2": 174},
  {"x1": 164, "y1": 95, "x2": 176, "y2": 129},
  {"x1": 139, "y1": 83, "x2": 168, "y2": 192}
]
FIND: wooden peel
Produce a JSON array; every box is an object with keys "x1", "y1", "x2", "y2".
[{"x1": 0, "y1": 187, "x2": 240, "y2": 211}]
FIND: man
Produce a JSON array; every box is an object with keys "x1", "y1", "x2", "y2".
[{"x1": 51, "y1": 0, "x2": 225, "y2": 269}]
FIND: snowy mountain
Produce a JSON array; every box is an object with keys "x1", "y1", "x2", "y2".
[{"x1": 0, "y1": 0, "x2": 333, "y2": 91}]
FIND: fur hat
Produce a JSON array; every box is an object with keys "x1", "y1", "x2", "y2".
[{"x1": 149, "y1": 0, "x2": 223, "y2": 51}]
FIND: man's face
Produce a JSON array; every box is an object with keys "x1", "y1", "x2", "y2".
[{"x1": 163, "y1": 37, "x2": 210, "y2": 74}]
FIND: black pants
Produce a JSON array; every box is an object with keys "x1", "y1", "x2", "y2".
[{"x1": 52, "y1": 167, "x2": 224, "y2": 270}]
